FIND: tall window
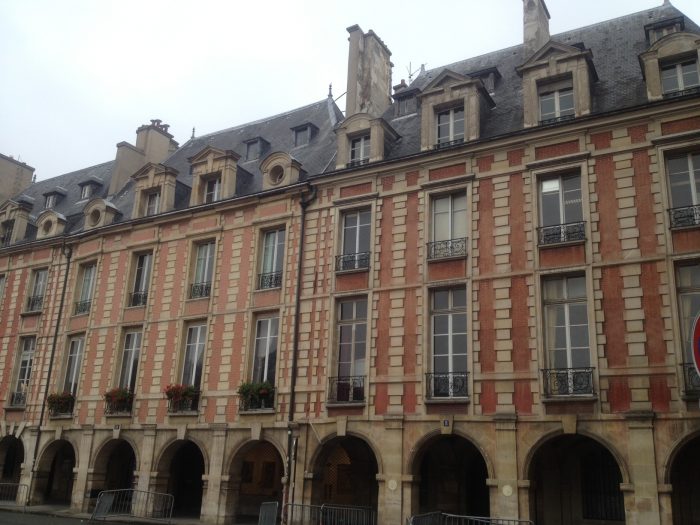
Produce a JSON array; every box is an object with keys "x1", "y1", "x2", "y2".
[
  {"x1": 539, "y1": 82, "x2": 574, "y2": 123},
  {"x1": 1, "y1": 220, "x2": 14, "y2": 246},
  {"x1": 44, "y1": 194, "x2": 56, "y2": 209},
  {"x1": 75, "y1": 263, "x2": 96, "y2": 315},
  {"x1": 436, "y1": 106, "x2": 465, "y2": 147},
  {"x1": 0, "y1": 274, "x2": 6, "y2": 305},
  {"x1": 119, "y1": 330, "x2": 142, "y2": 391},
  {"x1": 130, "y1": 252, "x2": 152, "y2": 306},
  {"x1": 332, "y1": 298, "x2": 367, "y2": 403},
  {"x1": 429, "y1": 287, "x2": 468, "y2": 398},
  {"x1": 539, "y1": 174, "x2": 584, "y2": 245},
  {"x1": 294, "y1": 126, "x2": 309, "y2": 147},
  {"x1": 667, "y1": 152, "x2": 700, "y2": 228},
  {"x1": 145, "y1": 191, "x2": 160, "y2": 215},
  {"x1": 12, "y1": 336, "x2": 36, "y2": 406},
  {"x1": 337, "y1": 209, "x2": 371, "y2": 271},
  {"x1": 661, "y1": 59, "x2": 699, "y2": 95},
  {"x1": 677, "y1": 263, "x2": 700, "y2": 384},
  {"x1": 252, "y1": 316, "x2": 279, "y2": 384},
  {"x1": 27, "y1": 268, "x2": 48, "y2": 311},
  {"x1": 63, "y1": 335, "x2": 84, "y2": 395},
  {"x1": 191, "y1": 241, "x2": 215, "y2": 298},
  {"x1": 543, "y1": 275, "x2": 593, "y2": 396},
  {"x1": 259, "y1": 228, "x2": 285, "y2": 289},
  {"x1": 349, "y1": 135, "x2": 370, "y2": 166},
  {"x1": 182, "y1": 323, "x2": 207, "y2": 388},
  {"x1": 204, "y1": 176, "x2": 221, "y2": 204},
  {"x1": 429, "y1": 193, "x2": 467, "y2": 259}
]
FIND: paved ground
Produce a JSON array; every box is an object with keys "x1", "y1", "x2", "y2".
[{"x1": 0, "y1": 507, "x2": 217, "y2": 525}]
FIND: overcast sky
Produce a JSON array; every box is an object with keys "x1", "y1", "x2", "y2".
[{"x1": 2, "y1": 0, "x2": 699, "y2": 181}]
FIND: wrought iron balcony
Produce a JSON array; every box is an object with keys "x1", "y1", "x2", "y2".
[
  {"x1": 682, "y1": 363, "x2": 700, "y2": 397},
  {"x1": 104, "y1": 397, "x2": 133, "y2": 415},
  {"x1": 539, "y1": 114, "x2": 575, "y2": 125},
  {"x1": 168, "y1": 392, "x2": 200, "y2": 413},
  {"x1": 537, "y1": 221, "x2": 586, "y2": 246},
  {"x1": 434, "y1": 138, "x2": 464, "y2": 150},
  {"x1": 669, "y1": 205, "x2": 700, "y2": 229},
  {"x1": 9, "y1": 391, "x2": 26, "y2": 407},
  {"x1": 130, "y1": 291, "x2": 148, "y2": 307},
  {"x1": 258, "y1": 271, "x2": 283, "y2": 290},
  {"x1": 25, "y1": 295, "x2": 44, "y2": 312},
  {"x1": 542, "y1": 367, "x2": 595, "y2": 397},
  {"x1": 240, "y1": 388, "x2": 275, "y2": 411},
  {"x1": 426, "y1": 372, "x2": 469, "y2": 399},
  {"x1": 189, "y1": 281, "x2": 211, "y2": 299},
  {"x1": 48, "y1": 396, "x2": 75, "y2": 417},
  {"x1": 346, "y1": 158, "x2": 369, "y2": 168},
  {"x1": 335, "y1": 252, "x2": 371, "y2": 272},
  {"x1": 426, "y1": 237, "x2": 468, "y2": 260},
  {"x1": 663, "y1": 86, "x2": 700, "y2": 99},
  {"x1": 328, "y1": 376, "x2": 365, "y2": 404},
  {"x1": 74, "y1": 300, "x2": 91, "y2": 315}
]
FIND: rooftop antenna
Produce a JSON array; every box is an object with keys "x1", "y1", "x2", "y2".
[{"x1": 407, "y1": 62, "x2": 426, "y2": 83}]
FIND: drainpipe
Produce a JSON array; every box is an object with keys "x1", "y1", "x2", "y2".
[
  {"x1": 284, "y1": 183, "x2": 317, "y2": 518},
  {"x1": 27, "y1": 241, "x2": 72, "y2": 504}
]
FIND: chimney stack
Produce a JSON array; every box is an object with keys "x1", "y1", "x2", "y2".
[
  {"x1": 523, "y1": 0, "x2": 550, "y2": 59},
  {"x1": 345, "y1": 25, "x2": 393, "y2": 118}
]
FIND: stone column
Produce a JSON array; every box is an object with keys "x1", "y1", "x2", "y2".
[
  {"x1": 21, "y1": 426, "x2": 39, "y2": 505},
  {"x1": 377, "y1": 415, "x2": 404, "y2": 525},
  {"x1": 72, "y1": 425, "x2": 95, "y2": 511},
  {"x1": 491, "y1": 414, "x2": 520, "y2": 518},
  {"x1": 136, "y1": 425, "x2": 157, "y2": 494},
  {"x1": 625, "y1": 411, "x2": 661, "y2": 525},
  {"x1": 200, "y1": 424, "x2": 227, "y2": 524}
]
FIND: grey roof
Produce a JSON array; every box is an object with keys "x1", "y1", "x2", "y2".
[{"x1": 381, "y1": 3, "x2": 700, "y2": 159}]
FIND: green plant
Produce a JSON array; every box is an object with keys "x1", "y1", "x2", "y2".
[
  {"x1": 47, "y1": 391, "x2": 75, "y2": 412},
  {"x1": 104, "y1": 387, "x2": 134, "y2": 404},
  {"x1": 164, "y1": 383, "x2": 197, "y2": 401},
  {"x1": 237, "y1": 381, "x2": 274, "y2": 407}
]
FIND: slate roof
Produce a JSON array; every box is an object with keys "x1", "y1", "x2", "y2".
[{"x1": 3, "y1": 3, "x2": 699, "y2": 243}]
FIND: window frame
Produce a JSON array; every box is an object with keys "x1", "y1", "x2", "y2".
[
  {"x1": 11, "y1": 336, "x2": 36, "y2": 406},
  {"x1": 258, "y1": 227, "x2": 285, "y2": 290},
  {"x1": 130, "y1": 251, "x2": 153, "y2": 307},
  {"x1": 538, "y1": 77, "x2": 575, "y2": 124},
  {"x1": 294, "y1": 126, "x2": 309, "y2": 147},
  {"x1": 661, "y1": 57, "x2": 700, "y2": 95},
  {"x1": 44, "y1": 194, "x2": 56, "y2": 209},
  {"x1": 80, "y1": 184, "x2": 92, "y2": 200},
  {"x1": 537, "y1": 172, "x2": 585, "y2": 246},
  {"x1": 182, "y1": 322, "x2": 207, "y2": 389},
  {"x1": 436, "y1": 105, "x2": 465, "y2": 147},
  {"x1": 336, "y1": 297, "x2": 367, "y2": 379},
  {"x1": 27, "y1": 268, "x2": 48, "y2": 312},
  {"x1": 337, "y1": 208, "x2": 371, "y2": 272},
  {"x1": 203, "y1": 175, "x2": 221, "y2": 204},
  {"x1": 428, "y1": 192, "x2": 468, "y2": 260},
  {"x1": 666, "y1": 151, "x2": 700, "y2": 229},
  {"x1": 190, "y1": 240, "x2": 215, "y2": 299},
  {"x1": 251, "y1": 314, "x2": 279, "y2": 385},
  {"x1": 118, "y1": 329, "x2": 142, "y2": 391},
  {"x1": 349, "y1": 135, "x2": 370, "y2": 166},
  {"x1": 63, "y1": 334, "x2": 85, "y2": 396},
  {"x1": 74, "y1": 262, "x2": 96, "y2": 315},
  {"x1": 145, "y1": 190, "x2": 161, "y2": 216},
  {"x1": 676, "y1": 261, "x2": 700, "y2": 364}
]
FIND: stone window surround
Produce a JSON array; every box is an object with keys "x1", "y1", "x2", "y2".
[
  {"x1": 334, "y1": 113, "x2": 398, "y2": 170},
  {"x1": 639, "y1": 31, "x2": 700, "y2": 101}
]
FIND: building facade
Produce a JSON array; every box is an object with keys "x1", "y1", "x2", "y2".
[{"x1": 1, "y1": 2, "x2": 700, "y2": 524}]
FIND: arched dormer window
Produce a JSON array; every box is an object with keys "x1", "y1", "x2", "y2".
[
  {"x1": 639, "y1": 31, "x2": 700, "y2": 101},
  {"x1": 260, "y1": 152, "x2": 304, "y2": 191}
]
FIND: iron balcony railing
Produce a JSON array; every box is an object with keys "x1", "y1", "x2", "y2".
[
  {"x1": 682, "y1": 363, "x2": 700, "y2": 397},
  {"x1": 130, "y1": 290, "x2": 148, "y2": 307},
  {"x1": 663, "y1": 86, "x2": 700, "y2": 99},
  {"x1": 168, "y1": 392, "x2": 200, "y2": 413},
  {"x1": 537, "y1": 221, "x2": 586, "y2": 246},
  {"x1": 240, "y1": 388, "x2": 275, "y2": 411},
  {"x1": 8, "y1": 391, "x2": 26, "y2": 407},
  {"x1": 668, "y1": 205, "x2": 700, "y2": 229},
  {"x1": 328, "y1": 376, "x2": 365, "y2": 404},
  {"x1": 25, "y1": 294, "x2": 44, "y2": 312},
  {"x1": 434, "y1": 138, "x2": 465, "y2": 150},
  {"x1": 542, "y1": 367, "x2": 595, "y2": 397},
  {"x1": 426, "y1": 372, "x2": 469, "y2": 399},
  {"x1": 48, "y1": 396, "x2": 75, "y2": 417},
  {"x1": 190, "y1": 281, "x2": 211, "y2": 299},
  {"x1": 258, "y1": 271, "x2": 283, "y2": 290},
  {"x1": 347, "y1": 158, "x2": 369, "y2": 168},
  {"x1": 427, "y1": 237, "x2": 468, "y2": 260},
  {"x1": 336, "y1": 252, "x2": 371, "y2": 272},
  {"x1": 539, "y1": 114, "x2": 575, "y2": 125},
  {"x1": 74, "y1": 299, "x2": 91, "y2": 315},
  {"x1": 105, "y1": 397, "x2": 134, "y2": 415}
]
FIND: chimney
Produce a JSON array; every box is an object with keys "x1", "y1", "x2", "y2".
[
  {"x1": 345, "y1": 25, "x2": 393, "y2": 118},
  {"x1": 523, "y1": 0, "x2": 550, "y2": 59}
]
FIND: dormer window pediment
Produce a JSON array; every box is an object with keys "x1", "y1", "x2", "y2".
[
  {"x1": 640, "y1": 31, "x2": 700, "y2": 101},
  {"x1": 187, "y1": 146, "x2": 240, "y2": 206},
  {"x1": 645, "y1": 16, "x2": 685, "y2": 45},
  {"x1": 334, "y1": 113, "x2": 399, "y2": 170},
  {"x1": 131, "y1": 162, "x2": 178, "y2": 218}
]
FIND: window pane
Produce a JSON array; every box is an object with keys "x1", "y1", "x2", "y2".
[
  {"x1": 540, "y1": 93, "x2": 556, "y2": 119},
  {"x1": 541, "y1": 186, "x2": 562, "y2": 226},
  {"x1": 452, "y1": 288, "x2": 467, "y2": 308},
  {"x1": 562, "y1": 175, "x2": 582, "y2": 222},
  {"x1": 567, "y1": 276, "x2": 587, "y2": 299},
  {"x1": 662, "y1": 65, "x2": 679, "y2": 92},
  {"x1": 433, "y1": 290, "x2": 449, "y2": 310},
  {"x1": 559, "y1": 89, "x2": 574, "y2": 115}
]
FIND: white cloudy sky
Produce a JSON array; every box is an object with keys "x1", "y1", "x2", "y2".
[{"x1": 2, "y1": 0, "x2": 699, "y2": 181}]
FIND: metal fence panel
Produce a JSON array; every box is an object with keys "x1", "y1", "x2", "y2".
[
  {"x1": 259, "y1": 501, "x2": 278, "y2": 525},
  {"x1": 0, "y1": 483, "x2": 28, "y2": 509},
  {"x1": 90, "y1": 489, "x2": 173, "y2": 523},
  {"x1": 409, "y1": 511, "x2": 443, "y2": 525},
  {"x1": 285, "y1": 503, "x2": 322, "y2": 525},
  {"x1": 442, "y1": 515, "x2": 533, "y2": 525},
  {"x1": 321, "y1": 504, "x2": 376, "y2": 525}
]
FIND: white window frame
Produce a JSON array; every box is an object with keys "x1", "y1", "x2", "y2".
[
  {"x1": 132, "y1": 252, "x2": 152, "y2": 295},
  {"x1": 252, "y1": 315, "x2": 279, "y2": 384},
  {"x1": 14, "y1": 336, "x2": 36, "y2": 401},
  {"x1": 336, "y1": 298, "x2": 367, "y2": 378},
  {"x1": 182, "y1": 323, "x2": 207, "y2": 388},
  {"x1": 44, "y1": 194, "x2": 56, "y2": 209},
  {"x1": 63, "y1": 335, "x2": 84, "y2": 395},
  {"x1": 78, "y1": 263, "x2": 96, "y2": 303},
  {"x1": 259, "y1": 228, "x2": 285, "y2": 289},
  {"x1": 539, "y1": 86, "x2": 574, "y2": 122},
  {"x1": 204, "y1": 176, "x2": 221, "y2": 204},
  {"x1": 118, "y1": 330, "x2": 142, "y2": 391},
  {"x1": 543, "y1": 275, "x2": 590, "y2": 370},
  {"x1": 193, "y1": 241, "x2": 215, "y2": 285},
  {"x1": 431, "y1": 287, "x2": 468, "y2": 376},
  {"x1": 436, "y1": 106, "x2": 465, "y2": 145},
  {"x1": 661, "y1": 59, "x2": 700, "y2": 94},
  {"x1": 145, "y1": 191, "x2": 160, "y2": 215},
  {"x1": 431, "y1": 193, "x2": 467, "y2": 242},
  {"x1": 677, "y1": 262, "x2": 700, "y2": 363},
  {"x1": 350, "y1": 135, "x2": 370, "y2": 164}
]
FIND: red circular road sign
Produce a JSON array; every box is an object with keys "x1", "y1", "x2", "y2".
[{"x1": 693, "y1": 313, "x2": 700, "y2": 377}]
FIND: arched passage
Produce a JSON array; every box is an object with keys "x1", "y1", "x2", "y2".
[
  {"x1": 156, "y1": 440, "x2": 205, "y2": 518},
  {"x1": 0, "y1": 436, "x2": 24, "y2": 483},
  {"x1": 670, "y1": 434, "x2": 700, "y2": 524},
  {"x1": 311, "y1": 436, "x2": 378, "y2": 510},
  {"x1": 227, "y1": 441, "x2": 284, "y2": 522},
  {"x1": 92, "y1": 439, "x2": 137, "y2": 492},
  {"x1": 529, "y1": 434, "x2": 625, "y2": 524},
  {"x1": 33, "y1": 440, "x2": 76, "y2": 505},
  {"x1": 411, "y1": 434, "x2": 489, "y2": 516}
]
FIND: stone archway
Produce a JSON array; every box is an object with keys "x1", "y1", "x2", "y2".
[
  {"x1": 89, "y1": 439, "x2": 137, "y2": 495},
  {"x1": 0, "y1": 436, "x2": 24, "y2": 503},
  {"x1": 670, "y1": 433, "x2": 700, "y2": 524},
  {"x1": 411, "y1": 434, "x2": 489, "y2": 517},
  {"x1": 156, "y1": 440, "x2": 205, "y2": 518},
  {"x1": 227, "y1": 441, "x2": 284, "y2": 522},
  {"x1": 528, "y1": 434, "x2": 625, "y2": 524},
  {"x1": 311, "y1": 435, "x2": 378, "y2": 510},
  {"x1": 33, "y1": 440, "x2": 76, "y2": 505}
]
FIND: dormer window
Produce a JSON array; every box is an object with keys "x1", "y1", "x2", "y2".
[
  {"x1": 349, "y1": 135, "x2": 370, "y2": 167},
  {"x1": 436, "y1": 106, "x2": 464, "y2": 148},
  {"x1": 145, "y1": 191, "x2": 160, "y2": 216},
  {"x1": 538, "y1": 78, "x2": 574, "y2": 124},
  {"x1": 81, "y1": 185, "x2": 92, "y2": 200},
  {"x1": 295, "y1": 127, "x2": 309, "y2": 147},
  {"x1": 44, "y1": 194, "x2": 56, "y2": 209},
  {"x1": 397, "y1": 96, "x2": 417, "y2": 117},
  {"x1": 204, "y1": 176, "x2": 221, "y2": 204},
  {"x1": 645, "y1": 17, "x2": 684, "y2": 45},
  {"x1": 1, "y1": 220, "x2": 14, "y2": 247},
  {"x1": 661, "y1": 58, "x2": 699, "y2": 96}
]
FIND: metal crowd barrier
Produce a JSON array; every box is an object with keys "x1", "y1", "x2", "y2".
[
  {"x1": 408, "y1": 513, "x2": 533, "y2": 525},
  {"x1": 90, "y1": 489, "x2": 174, "y2": 523},
  {"x1": 284, "y1": 503, "x2": 376, "y2": 525},
  {"x1": 259, "y1": 501, "x2": 279, "y2": 525},
  {"x1": 0, "y1": 483, "x2": 28, "y2": 510}
]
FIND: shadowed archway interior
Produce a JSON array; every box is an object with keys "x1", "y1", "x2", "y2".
[
  {"x1": 166, "y1": 440, "x2": 204, "y2": 518},
  {"x1": 671, "y1": 434, "x2": 700, "y2": 525}
]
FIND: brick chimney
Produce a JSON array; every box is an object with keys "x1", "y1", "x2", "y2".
[
  {"x1": 345, "y1": 25, "x2": 393, "y2": 118},
  {"x1": 523, "y1": 0, "x2": 550, "y2": 59}
]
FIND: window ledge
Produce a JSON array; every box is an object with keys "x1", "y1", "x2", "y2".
[
  {"x1": 167, "y1": 411, "x2": 199, "y2": 417},
  {"x1": 186, "y1": 296, "x2": 210, "y2": 302},
  {"x1": 425, "y1": 397, "x2": 470, "y2": 405},
  {"x1": 427, "y1": 254, "x2": 468, "y2": 263},
  {"x1": 335, "y1": 267, "x2": 370, "y2": 275},
  {"x1": 542, "y1": 395, "x2": 597, "y2": 404},
  {"x1": 4, "y1": 405, "x2": 26, "y2": 412},
  {"x1": 326, "y1": 402, "x2": 366, "y2": 408},
  {"x1": 124, "y1": 304, "x2": 147, "y2": 310},
  {"x1": 20, "y1": 310, "x2": 42, "y2": 317},
  {"x1": 72, "y1": 311, "x2": 89, "y2": 318},
  {"x1": 239, "y1": 408, "x2": 275, "y2": 415},
  {"x1": 105, "y1": 412, "x2": 133, "y2": 418},
  {"x1": 49, "y1": 414, "x2": 73, "y2": 420},
  {"x1": 255, "y1": 286, "x2": 281, "y2": 292},
  {"x1": 538, "y1": 238, "x2": 587, "y2": 249},
  {"x1": 669, "y1": 223, "x2": 700, "y2": 232}
]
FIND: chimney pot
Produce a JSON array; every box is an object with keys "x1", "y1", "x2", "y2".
[{"x1": 523, "y1": 0, "x2": 551, "y2": 59}]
